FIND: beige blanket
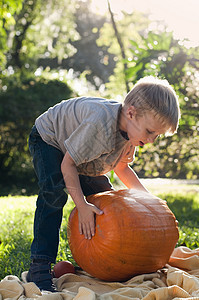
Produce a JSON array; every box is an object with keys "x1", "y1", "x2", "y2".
[{"x1": 1, "y1": 246, "x2": 199, "y2": 300}]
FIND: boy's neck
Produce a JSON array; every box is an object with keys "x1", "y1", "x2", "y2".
[{"x1": 118, "y1": 106, "x2": 127, "y2": 132}]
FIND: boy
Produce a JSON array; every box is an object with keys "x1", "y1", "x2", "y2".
[{"x1": 27, "y1": 76, "x2": 180, "y2": 292}]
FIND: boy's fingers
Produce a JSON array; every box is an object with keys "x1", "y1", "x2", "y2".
[
  {"x1": 79, "y1": 223, "x2": 83, "y2": 235},
  {"x1": 80, "y1": 222, "x2": 92, "y2": 240},
  {"x1": 89, "y1": 221, "x2": 95, "y2": 237},
  {"x1": 78, "y1": 206, "x2": 102, "y2": 239},
  {"x1": 94, "y1": 207, "x2": 104, "y2": 215},
  {"x1": 91, "y1": 225, "x2": 95, "y2": 237},
  {"x1": 85, "y1": 223, "x2": 92, "y2": 239},
  {"x1": 82, "y1": 223, "x2": 88, "y2": 239}
]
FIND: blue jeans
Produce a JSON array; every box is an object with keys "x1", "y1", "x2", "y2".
[{"x1": 29, "y1": 126, "x2": 113, "y2": 263}]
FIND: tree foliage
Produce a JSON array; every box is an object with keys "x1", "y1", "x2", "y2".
[
  {"x1": 0, "y1": 0, "x2": 23, "y2": 66},
  {"x1": 1, "y1": 0, "x2": 115, "y2": 85},
  {"x1": 3, "y1": 0, "x2": 78, "y2": 71}
]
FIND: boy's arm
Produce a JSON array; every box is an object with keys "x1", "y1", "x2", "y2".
[
  {"x1": 114, "y1": 161, "x2": 149, "y2": 193},
  {"x1": 61, "y1": 152, "x2": 103, "y2": 239}
]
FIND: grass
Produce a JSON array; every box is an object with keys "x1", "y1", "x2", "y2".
[
  {"x1": 0, "y1": 195, "x2": 75, "y2": 279},
  {"x1": 0, "y1": 181, "x2": 198, "y2": 280},
  {"x1": 158, "y1": 192, "x2": 199, "y2": 248}
]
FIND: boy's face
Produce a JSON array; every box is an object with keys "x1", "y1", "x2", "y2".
[{"x1": 123, "y1": 106, "x2": 167, "y2": 147}]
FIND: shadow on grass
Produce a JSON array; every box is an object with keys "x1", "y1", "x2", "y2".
[
  {"x1": 158, "y1": 192, "x2": 199, "y2": 249},
  {"x1": 163, "y1": 193, "x2": 199, "y2": 226}
]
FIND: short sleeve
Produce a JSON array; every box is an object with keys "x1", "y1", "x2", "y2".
[
  {"x1": 119, "y1": 143, "x2": 136, "y2": 164},
  {"x1": 64, "y1": 122, "x2": 112, "y2": 166}
]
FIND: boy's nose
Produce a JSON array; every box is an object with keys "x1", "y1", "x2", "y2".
[
  {"x1": 147, "y1": 136, "x2": 154, "y2": 143},
  {"x1": 147, "y1": 135, "x2": 158, "y2": 144}
]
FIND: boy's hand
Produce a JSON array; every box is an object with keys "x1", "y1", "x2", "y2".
[{"x1": 77, "y1": 202, "x2": 103, "y2": 239}]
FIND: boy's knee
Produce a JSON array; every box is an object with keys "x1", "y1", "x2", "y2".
[
  {"x1": 39, "y1": 173, "x2": 67, "y2": 208},
  {"x1": 40, "y1": 172, "x2": 64, "y2": 190}
]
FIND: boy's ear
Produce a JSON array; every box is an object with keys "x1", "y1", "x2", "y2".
[{"x1": 126, "y1": 105, "x2": 137, "y2": 119}]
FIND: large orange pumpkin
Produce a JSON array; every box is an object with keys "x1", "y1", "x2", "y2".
[{"x1": 67, "y1": 189, "x2": 179, "y2": 281}]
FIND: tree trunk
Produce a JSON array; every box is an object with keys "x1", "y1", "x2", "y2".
[{"x1": 107, "y1": 0, "x2": 130, "y2": 93}]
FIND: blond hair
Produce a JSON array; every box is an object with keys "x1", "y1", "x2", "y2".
[{"x1": 124, "y1": 76, "x2": 180, "y2": 135}]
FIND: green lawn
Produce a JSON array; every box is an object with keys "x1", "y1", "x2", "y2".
[
  {"x1": 0, "y1": 181, "x2": 198, "y2": 280},
  {"x1": 0, "y1": 195, "x2": 75, "y2": 279}
]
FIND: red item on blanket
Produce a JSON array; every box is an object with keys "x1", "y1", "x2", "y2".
[{"x1": 53, "y1": 261, "x2": 76, "y2": 278}]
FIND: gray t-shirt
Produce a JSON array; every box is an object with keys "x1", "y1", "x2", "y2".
[{"x1": 35, "y1": 97, "x2": 135, "y2": 176}]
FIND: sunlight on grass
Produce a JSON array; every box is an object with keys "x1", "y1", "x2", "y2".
[
  {"x1": 0, "y1": 195, "x2": 36, "y2": 211},
  {"x1": 140, "y1": 179, "x2": 199, "y2": 195}
]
